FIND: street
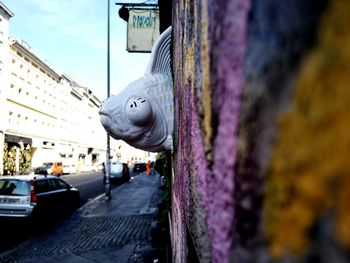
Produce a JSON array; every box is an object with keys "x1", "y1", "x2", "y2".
[
  {"x1": 62, "y1": 171, "x2": 118, "y2": 206},
  {"x1": 0, "y1": 172, "x2": 166, "y2": 263},
  {"x1": 0, "y1": 170, "x2": 124, "y2": 253}
]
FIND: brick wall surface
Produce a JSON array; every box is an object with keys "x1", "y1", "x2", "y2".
[{"x1": 171, "y1": 0, "x2": 350, "y2": 262}]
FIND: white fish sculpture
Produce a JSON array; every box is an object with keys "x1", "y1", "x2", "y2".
[{"x1": 99, "y1": 27, "x2": 173, "y2": 152}]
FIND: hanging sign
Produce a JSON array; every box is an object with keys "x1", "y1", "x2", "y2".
[{"x1": 127, "y1": 9, "x2": 160, "y2": 52}]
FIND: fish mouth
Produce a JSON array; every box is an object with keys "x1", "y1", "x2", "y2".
[
  {"x1": 99, "y1": 111, "x2": 127, "y2": 134},
  {"x1": 99, "y1": 108, "x2": 108, "y2": 116},
  {"x1": 99, "y1": 111, "x2": 113, "y2": 127},
  {"x1": 99, "y1": 109, "x2": 115, "y2": 121},
  {"x1": 99, "y1": 114, "x2": 112, "y2": 131}
]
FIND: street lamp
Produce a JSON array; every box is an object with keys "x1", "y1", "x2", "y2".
[
  {"x1": 105, "y1": 0, "x2": 111, "y2": 200},
  {"x1": 118, "y1": 5, "x2": 129, "y2": 22}
]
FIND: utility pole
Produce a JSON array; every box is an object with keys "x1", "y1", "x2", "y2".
[{"x1": 105, "y1": 0, "x2": 111, "y2": 200}]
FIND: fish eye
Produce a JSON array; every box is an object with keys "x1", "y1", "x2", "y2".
[{"x1": 125, "y1": 97, "x2": 153, "y2": 126}]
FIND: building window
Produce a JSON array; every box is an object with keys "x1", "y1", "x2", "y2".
[{"x1": 8, "y1": 112, "x2": 13, "y2": 125}]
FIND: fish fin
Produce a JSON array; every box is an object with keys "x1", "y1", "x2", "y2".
[{"x1": 145, "y1": 26, "x2": 172, "y2": 76}]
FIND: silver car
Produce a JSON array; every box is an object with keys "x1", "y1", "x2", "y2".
[
  {"x1": 104, "y1": 162, "x2": 130, "y2": 184},
  {"x1": 0, "y1": 175, "x2": 80, "y2": 218}
]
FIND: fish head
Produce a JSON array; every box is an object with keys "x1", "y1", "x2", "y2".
[{"x1": 99, "y1": 91, "x2": 154, "y2": 141}]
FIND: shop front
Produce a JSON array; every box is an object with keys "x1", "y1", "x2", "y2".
[{"x1": 2, "y1": 134, "x2": 32, "y2": 175}]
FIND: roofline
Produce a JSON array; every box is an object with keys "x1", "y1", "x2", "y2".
[
  {"x1": 10, "y1": 38, "x2": 62, "y2": 81},
  {"x1": 0, "y1": 1, "x2": 14, "y2": 17},
  {"x1": 71, "y1": 87, "x2": 84, "y2": 100}
]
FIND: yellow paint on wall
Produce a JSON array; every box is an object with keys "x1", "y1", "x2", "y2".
[
  {"x1": 263, "y1": 0, "x2": 350, "y2": 258},
  {"x1": 201, "y1": 1, "x2": 213, "y2": 159}
]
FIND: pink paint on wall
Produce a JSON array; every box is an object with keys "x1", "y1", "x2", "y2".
[
  {"x1": 172, "y1": 0, "x2": 250, "y2": 262},
  {"x1": 206, "y1": 1, "x2": 251, "y2": 262}
]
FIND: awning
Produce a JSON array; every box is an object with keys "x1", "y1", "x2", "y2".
[{"x1": 5, "y1": 134, "x2": 32, "y2": 145}]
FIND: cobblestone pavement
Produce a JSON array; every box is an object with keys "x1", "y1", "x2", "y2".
[
  {"x1": 0, "y1": 174, "x2": 168, "y2": 263},
  {"x1": 1, "y1": 215, "x2": 152, "y2": 261}
]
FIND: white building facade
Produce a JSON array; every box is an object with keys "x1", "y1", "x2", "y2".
[
  {"x1": 0, "y1": 2, "x2": 122, "y2": 175},
  {"x1": 0, "y1": 2, "x2": 14, "y2": 175}
]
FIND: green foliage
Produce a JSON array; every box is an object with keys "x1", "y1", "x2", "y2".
[
  {"x1": 155, "y1": 151, "x2": 172, "y2": 224},
  {"x1": 19, "y1": 147, "x2": 32, "y2": 174},
  {"x1": 2, "y1": 143, "x2": 32, "y2": 175},
  {"x1": 3, "y1": 143, "x2": 16, "y2": 175}
]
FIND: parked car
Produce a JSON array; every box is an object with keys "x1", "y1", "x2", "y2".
[
  {"x1": 63, "y1": 164, "x2": 76, "y2": 175},
  {"x1": 93, "y1": 163, "x2": 104, "y2": 172},
  {"x1": 132, "y1": 162, "x2": 147, "y2": 173},
  {"x1": 104, "y1": 162, "x2": 130, "y2": 184},
  {"x1": 34, "y1": 162, "x2": 63, "y2": 176},
  {"x1": 0, "y1": 175, "x2": 80, "y2": 218}
]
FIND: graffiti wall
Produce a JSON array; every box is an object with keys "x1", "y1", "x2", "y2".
[{"x1": 172, "y1": 0, "x2": 350, "y2": 262}]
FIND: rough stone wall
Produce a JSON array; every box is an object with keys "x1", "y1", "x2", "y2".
[{"x1": 172, "y1": 0, "x2": 350, "y2": 262}]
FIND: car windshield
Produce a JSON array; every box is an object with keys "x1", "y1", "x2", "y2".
[{"x1": 0, "y1": 179, "x2": 30, "y2": 196}]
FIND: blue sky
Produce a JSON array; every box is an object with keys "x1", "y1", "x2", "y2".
[{"x1": 3, "y1": 0, "x2": 152, "y2": 100}]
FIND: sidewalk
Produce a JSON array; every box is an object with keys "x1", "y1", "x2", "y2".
[{"x1": 0, "y1": 173, "x2": 170, "y2": 263}]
